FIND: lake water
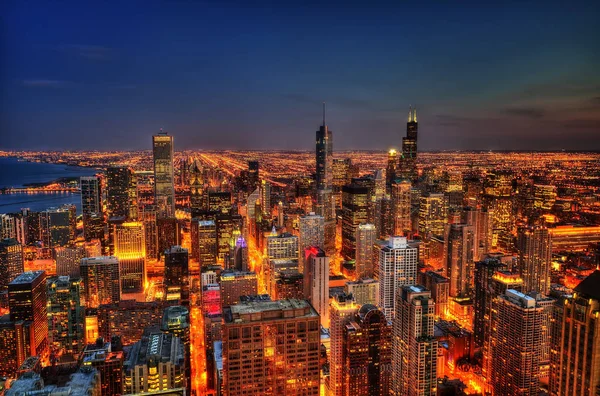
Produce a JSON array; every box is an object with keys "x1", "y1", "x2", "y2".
[{"x1": 0, "y1": 157, "x2": 98, "y2": 214}]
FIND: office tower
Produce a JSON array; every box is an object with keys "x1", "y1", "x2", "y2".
[
  {"x1": 40, "y1": 206, "x2": 74, "y2": 248},
  {"x1": 248, "y1": 160, "x2": 260, "y2": 191},
  {"x1": 216, "y1": 213, "x2": 243, "y2": 264},
  {"x1": 391, "y1": 180, "x2": 411, "y2": 236},
  {"x1": 157, "y1": 217, "x2": 181, "y2": 256},
  {"x1": 484, "y1": 171, "x2": 514, "y2": 249},
  {"x1": 207, "y1": 190, "x2": 233, "y2": 214},
  {"x1": 303, "y1": 246, "x2": 330, "y2": 327},
  {"x1": 391, "y1": 285, "x2": 437, "y2": 396},
  {"x1": 489, "y1": 290, "x2": 552, "y2": 396},
  {"x1": 473, "y1": 258, "x2": 508, "y2": 346},
  {"x1": 342, "y1": 304, "x2": 391, "y2": 396},
  {"x1": 233, "y1": 236, "x2": 248, "y2": 271},
  {"x1": 220, "y1": 270, "x2": 258, "y2": 308},
  {"x1": 518, "y1": 226, "x2": 552, "y2": 295},
  {"x1": 386, "y1": 149, "x2": 398, "y2": 193},
  {"x1": 398, "y1": 107, "x2": 419, "y2": 182},
  {"x1": 113, "y1": 221, "x2": 145, "y2": 293},
  {"x1": 0, "y1": 214, "x2": 16, "y2": 240},
  {"x1": 80, "y1": 256, "x2": 120, "y2": 308},
  {"x1": 419, "y1": 271, "x2": 450, "y2": 318},
  {"x1": 355, "y1": 223, "x2": 376, "y2": 278},
  {"x1": 462, "y1": 206, "x2": 493, "y2": 261},
  {"x1": 345, "y1": 278, "x2": 379, "y2": 306},
  {"x1": 550, "y1": 270, "x2": 600, "y2": 396},
  {"x1": 333, "y1": 158, "x2": 352, "y2": 208},
  {"x1": 329, "y1": 293, "x2": 360, "y2": 396},
  {"x1": 316, "y1": 103, "x2": 333, "y2": 191},
  {"x1": 191, "y1": 219, "x2": 218, "y2": 266},
  {"x1": 82, "y1": 340, "x2": 125, "y2": 395},
  {"x1": 222, "y1": 298, "x2": 320, "y2": 396},
  {"x1": 46, "y1": 275, "x2": 84, "y2": 358},
  {"x1": 375, "y1": 236, "x2": 418, "y2": 319},
  {"x1": 260, "y1": 180, "x2": 271, "y2": 218},
  {"x1": 533, "y1": 184, "x2": 557, "y2": 210},
  {"x1": 189, "y1": 159, "x2": 205, "y2": 215},
  {"x1": 161, "y1": 305, "x2": 191, "y2": 393},
  {"x1": 444, "y1": 223, "x2": 475, "y2": 298},
  {"x1": 274, "y1": 270, "x2": 304, "y2": 300},
  {"x1": 9, "y1": 271, "x2": 48, "y2": 358},
  {"x1": 375, "y1": 197, "x2": 394, "y2": 239},
  {"x1": 0, "y1": 315, "x2": 32, "y2": 378},
  {"x1": 55, "y1": 245, "x2": 85, "y2": 277},
  {"x1": 140, "y1": 205, "x2": 159, "y2": 260},
  {"x1": 341, "y1": 184, "x2": 370, "y2": 260},
  {"x1": 298, "y1": 213, "x2": 324, "y2": 272},
  {"x1": 123, "y1": 331, "x2": 186, "y2": 394},
  {"x1": 106, "y1": 165, "x2": 137, "y2": 220},
  {"x1": 81, "y1": 176, "x2": 102, "y2": 241},
  {"x1": 152, "y1": 131, "x2": 176, "y2": 217},
  {"x1": 0, "y1": 238, "x2": 24, "y2": 295},
  {"x1": 418, "y1": 193, "x2": 448, "y2": 239},
  {"x1": 164, "y1": 246, "x2": 189, "y2": 304},
  {"x1": 97, "y1": 300, "x2": 165, "y2": 345},
  {"x1": 317, "y1": 188, "x2": 337, "y2": 256},
  {"x1": 266, "y1": 232, "x2": 298, "y2": 260}
]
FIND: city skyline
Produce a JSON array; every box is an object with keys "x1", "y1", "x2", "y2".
[{"x1": 2, "y1": 1, "x2": 599, "y2": 151}]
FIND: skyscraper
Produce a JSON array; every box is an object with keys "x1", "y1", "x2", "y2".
[
  {"x1": 444, "y1": 223, "x2": 475, "y2": 298},
  {"x1": 386, "y1": 149, "x2": 398, "y2": 194},
  {"x1": 391, "y1": 179, "x2": 411, "y2": 236},
  {"x1": 152, "y1": 131, "x2": 176, "y2": 217},
  {"x1": 46, "y1": 275, "x2": 84, "y2": 359},
  {"x1": 355, "y1": 223, "x2": 376, "y2": 279},
  {"x1": 398, "y1": 107, "x2": 418, "y2": 182},
  {"x1": 40, "y1": 206, "x2": 74, "y2": 248},
  {"x1": 315, "y1": 105, "x2": 336, "y2": 257},
  {"x1": 329, "y1": 293, "x2": 360, "y2": 396},
  {"x1": 9, "y1": 271, "x2": 48, "y2": 358},
  {"x1": 222, "y1": 298, "x2": 320, "y2": 395},
  {"x1": 550, "y1": 270, "x2": 600, "y2": 396},
  {"x1": 375, "y1": 236, "x2": 418, "y2": 319},
  {"x1": 113, "y1": 221, "x2": 146, "y2": 293},
  {"x1": 80, "y1": 256, "x2": 120, "y2": 308},
  {"x1": 80, "y1": 176, "x2": 102, "y2": 241},
  {"x1": 341, "y1": 184, "x2": 370, "y2": 260},
  {"x1": 248, "y1": 160, "x2": 260, "y2": 191},
  {"x1": 303, "y1": 246, "x2": 330, "y2": 327},
  {"x1": 106, "y1": 165, "x2": 137, "y2": 220},
  {"x1": 164, "y1": 246, "x2": 190, "y2": 304},
  {"x1": 191, "y1": 219, "x2": 218, "y2": 267},
  {"x1": 517, "y1": 226, "x2": 552, "y2": 295},
  {"x1": 391, "y1": 285, "x2": 437, "y2": 396},
  {"x1": 489, "y1": 289, "x2": 552, "y2": 396},
  {"x1": 0, "y1": 238, "x2": 24, "y2": 296},
  {"x1": 220, "y1": 270, "x2": 258, "y2": 308},
  {"x1": 473, "y1": 257, "x2": 508, "y2": 347},
  {"x1": 298, "y1": 213, "x2": 324, "y2": 272},
  {"x1": 418, "y1": 193, "x2": 448, "y2": 239}
]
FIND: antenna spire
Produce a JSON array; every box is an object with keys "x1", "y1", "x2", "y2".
[
  {"x1": 322, "y1": 102, "x2": 326, "y2": 127},
  {"x1": 413, "y1": 108, "x2": 417, "y2": 123},
  {"x1": 408, "y1": 105, "x2": 412, "y2": 122}
]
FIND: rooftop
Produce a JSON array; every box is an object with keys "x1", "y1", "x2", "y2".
[
  {"x1": 574, "y1": 270, "x2": 600, "y2": 301},
  {"x1": 9, "y1": 270, "x2": 45, "y2": 285},
  {"x1": 224, "y1": 298, "x2": 317, "y2": 324}
]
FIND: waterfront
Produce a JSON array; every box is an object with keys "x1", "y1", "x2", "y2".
[{"x1": 0, "y1": 157, "x2": 97, "y2": 214}]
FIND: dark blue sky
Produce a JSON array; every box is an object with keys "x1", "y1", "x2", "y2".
[{"x1": 1, "y1": 1, "x2": 599, "y2": 151}]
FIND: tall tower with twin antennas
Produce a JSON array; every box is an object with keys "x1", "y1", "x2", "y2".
[{"x1": 398, "y1": 106, "x2": 419, "y2": 182}]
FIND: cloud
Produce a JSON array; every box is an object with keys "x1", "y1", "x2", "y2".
[
  {"x1": 502, "y1": 107, "x2": 545, "y2": 119},
  {"x1": 22, "y1": 79, "x2": 66, "y2": 88},
  {"x1": 58, "y1": 44, "x2": 113, "y2": 60}
]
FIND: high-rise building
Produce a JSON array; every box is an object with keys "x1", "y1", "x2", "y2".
[
  {"x1": 82, "y1": 339, "x2": 125, "y2": 395},
  {"x1": 40, "y1": 206, "x2": 75, "y2": 248},
  {"x1": 81, "y1": 176, "x2": 102, "y2": 241},
  {"x1": 97, "y1": 300, "x2": 165, "y2": 346},
  {"x1": 391, "y1": 180, "x2": 411, "y2": 236},
  {"x1": 374, "y1": 197, "x2": 394, "y2": 239},
  {"x1": 157, "y1": 217, "x2": 181, "y2": 256},
  {"x1": 106, "y1": 166, "x2": 137, "y2": 220},
  {"x1": 398, "y1": 107, "x2": 418, "y2": 182},
  {"x1": 140, "y1": 205, "x2": 159, "y2": 260},
  {"x1": 329, "y1": 293, "x2": 360, "y2": 396},
  {"x1": 391, "y1": 285, "x2": 437, "y2": 396},
  {"x1": 189, "y1": 159, "x2": 205, "y2": 215},
  {"x1": 113, "y1": 221, "x2": 146, "y2": 293},
  {"x1": 55, "y1": 245, "x2": 85, "y2": 278},
  {"x1": 298, "y1": 213, "x2": 324, "y2": 272},
  {"x1": 123, "y1": 331, "x2": 186, "y2": 394},
  {"x1": 462, "y1": 207, "x2": 493, "y2": 261},
  {"x1": 0, "y1": 315, "x2": 33, "y2": 378},
  {"x1": 386, "y1": 149, "x2": 398, "y2": 193},
  {"x1": 345, "y1": 278, "x2": 379, "y2": 306},
  {"x1": 473, "y1": 258, "x2": 508, "y2": 346},
  {"x1": 220, "y1": 270, "x2": 258, "y2": 308},
  {"x1": 550, "y1": 270, "x2": 600, "y2": 396},
  {"x1": 191, "y1": 219, "x2": 218, "y2": 267},
  {"x1": 419, "y1": 271, "x2": 450, "y2": 318},
  {"x1": 0, "y1": 214, "x2": 16, "y2": 240},
  {"x1": 80, "y1": 256, "x2": 120, "y2": 308},
  {"x1": 341, "y1": 184, "x2": 370, "y2": 260},
  {"x1": 46, "y1": 275, "x2": 84, "y2": 359},
  {"x1": 153, "y1": 131, "x2": 176, "y2": 217},
  {"x1": 418, "y1": 193, "x2": 448, "y2": 239},
  {"x1": 517, "y1": 226, "x2": 552, "y2": 296},
  {"x1": 161, "y1": 305, "x2": 191, "y2": 393},
  {"x1": 266, "y1": 232, "x2": 298, "y2": 260},
  {"x1": 0, "y1": 238, "x2": 24, "y2": 296},
  {"x1": 375, "y1": 236, "x2": 418, "y2": 319},
  {"x1": 444, "y1": 223, "x2": 475, "y2": 298},
  {"x1": 222, "y1": 298, "x2": 320, "y2": 395},
  {"x1": 303, "y1": 246, "x2": 330, "y2": 327},
  {"x1": 489, "y1": 289, "x2": 553, "y2": 396},
  {"x1": 355, "y1": 223, "x2": 376, "y2": 279},
  {"x1": 316, "y1": 104, "x2": 333, "y2": 191},
  {"x1": 9, "y1": 271, "x2": 48, "y2": 358},
  {"x1": 248, "y1": 160, "x2": 260, "y2": 191},
  {"x1": 164, "y1": 246, "x2": 189, "y2": 304}
]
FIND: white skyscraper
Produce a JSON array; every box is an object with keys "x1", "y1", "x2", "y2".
[
  {"x1": 355, "y1": 223, "x2": 376, "y2": 279},
  {"x1": 304, "y1": 246, "x2": 330, "y2": 327},
  {"x1": 375, "y1": 236, "x2": 418, "y2": 320}
]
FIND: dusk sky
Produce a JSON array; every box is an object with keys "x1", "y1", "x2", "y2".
[{"x1": 1, "y1": 1, "x2": 599, "y2": 151}]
